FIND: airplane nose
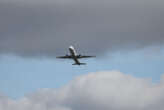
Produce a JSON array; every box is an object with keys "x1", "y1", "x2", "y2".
[{"x1": 69, "y1": 46, "x2": 74, "y2": 49}]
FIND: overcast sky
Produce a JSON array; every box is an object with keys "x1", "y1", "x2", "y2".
[{"x1": 0, "y1": 0, "x2": 164, "y2": 57}]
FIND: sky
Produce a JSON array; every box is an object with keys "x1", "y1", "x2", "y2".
[{"x1": 0, "y1": 0, "x2": 164, "y2": 110}]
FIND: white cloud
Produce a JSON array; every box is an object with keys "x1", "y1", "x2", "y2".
[{"x1": 0, "y1": 71, "x2": 164, "y2": 110}]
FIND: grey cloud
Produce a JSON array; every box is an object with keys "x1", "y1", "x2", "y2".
[
  {"x1": 0, "y1": 0, "x2": 164, "y2": 57},
  {"x1": 1, "y1": 71, "x2": 164, "y2": 110}
]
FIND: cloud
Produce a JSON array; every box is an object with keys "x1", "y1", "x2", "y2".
[
  {"x1": 0, "y1": 71, "x2": 164, "y2": 110},
  {"x1": 0, "y1": 0, "x2": 164, "y2": 57}
]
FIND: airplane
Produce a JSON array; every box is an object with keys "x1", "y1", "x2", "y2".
[{"x1": 56, "y1": 46, "x2": 95, "y2": 65}]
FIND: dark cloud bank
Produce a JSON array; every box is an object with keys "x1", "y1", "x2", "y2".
[
  {"x1": 0, "y1": 0, "x2": 164, "y2": 57},
  {"x1": 1, "y1": 71, "x2": 164, "y2": 110}
]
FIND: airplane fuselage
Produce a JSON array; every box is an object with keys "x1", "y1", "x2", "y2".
[
  {"x1": 69, "y1": 46, "x2": 77, "y2": 56},
  {"x1": 69, "y1": 46, "x2": 80, "y2": 65}
]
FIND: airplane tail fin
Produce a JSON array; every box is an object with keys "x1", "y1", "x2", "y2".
[{"x1": 72, "y1": 63, "x2": 86, "y2": 65}]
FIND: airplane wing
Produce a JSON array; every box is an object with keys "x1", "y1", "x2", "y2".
[
  {"x1": 56, "y1": 55, "x2": 73, "y2": 59},
  {"x1": 76, "y1": 55, "x2": 96, "y2": 59}
]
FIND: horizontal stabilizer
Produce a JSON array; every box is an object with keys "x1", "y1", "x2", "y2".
[{"x1": 72, "y1": 63, "x2": 86, "y2": 65}]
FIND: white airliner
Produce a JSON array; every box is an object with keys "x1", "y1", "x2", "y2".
[{"x1": 56, "y1": 46, "x2": 95, "y2": 65}]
